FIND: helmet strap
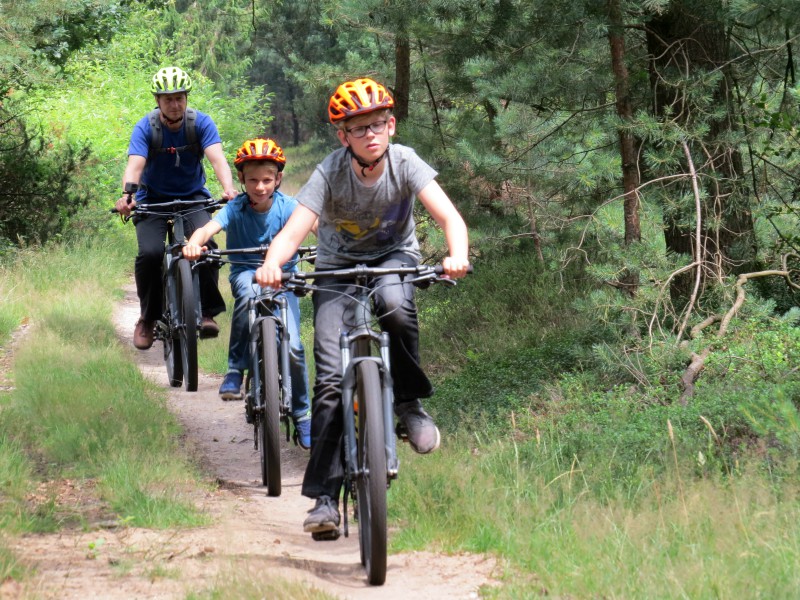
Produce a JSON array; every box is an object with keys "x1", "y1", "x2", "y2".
[
  {"x1": 162, "y1": 112, "x2": 184, "y2": 126},
  {"x1": 347, "y1": 147, "x2": 387, "y2": 178}
]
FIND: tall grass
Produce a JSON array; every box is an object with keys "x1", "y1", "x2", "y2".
[
  {"x1": 0, "y1": 232, "x2": 209, "y2": 579},
  {"x1": 388, "y1": 435, "x2": 800, "y2": 598}
]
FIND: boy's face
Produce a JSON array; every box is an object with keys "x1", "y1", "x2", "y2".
[
  {"x1": 337, "y1": 111, "x2": 396, "y2": 162},
  {"x1": 238, "y1": 162, "x2": 282, "y2": 212}
]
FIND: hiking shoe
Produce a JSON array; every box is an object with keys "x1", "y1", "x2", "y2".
[
  {"x1": 293, "y1": 415, "x2": 311, "y2": 450},
  {"x1": 395, "y1": 400, "x2": 441, "y2": 454},
  {"x1": 303, "y1": 496, "x2": 340, "y2": 534},
  {"x1": 133, "y1": 318, "x2": 155, "y2": 350},
  {"x1": 219, "y1": 370, "x2": 243, "y2": 400},
  {"x1": 199, "y1": 315, "x2": 220, "y2": 339}
]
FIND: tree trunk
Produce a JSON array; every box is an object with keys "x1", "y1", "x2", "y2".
[
  {"x1": 646, "y1": 1, "x2": 757, "y2": 297},
  {"x1": 394, "y1": 29, "x2": 410, "y2": 122},
  {"x1": 608, "y1": 0, "x2": 641, "y2": 296}
]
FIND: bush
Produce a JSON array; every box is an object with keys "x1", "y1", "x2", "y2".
[{"x1": 0, "y1": 103, "x2": 92, "y2": 246}]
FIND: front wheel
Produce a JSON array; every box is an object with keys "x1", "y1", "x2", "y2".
[
  {"x1": 176, "y1": 258, "x2": 198, "y2": 392},
  {"x1": 162, "y1": 259, "x2": 183, "y2": 388},
  {"x1": 258, "y1": 319, "x2": 281, "y2": 496},
  {"x1": 355, "y1": 360, "x2": 387, "y2": 586}
]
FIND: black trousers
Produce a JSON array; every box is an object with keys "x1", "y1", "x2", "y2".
[{"x1": 133, "y1": 208, "x2": 225, "y2": 322}]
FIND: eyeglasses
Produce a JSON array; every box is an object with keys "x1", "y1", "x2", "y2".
[{"x1": 344, "y1": 120, "x2": 388, "y2": 139}]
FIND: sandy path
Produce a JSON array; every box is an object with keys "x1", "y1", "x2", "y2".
[{"x1": 3, "y1": 284, "x2": 496, "y2": 599}]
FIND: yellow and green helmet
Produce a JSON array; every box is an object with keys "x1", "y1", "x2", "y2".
[{"x1": 150, "y1": 66, "x2": 193, "y2": 95}]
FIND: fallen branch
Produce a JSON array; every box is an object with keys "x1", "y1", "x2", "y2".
[{"x1": 678, "y1": 257, "x2": 800, "y2": 403}]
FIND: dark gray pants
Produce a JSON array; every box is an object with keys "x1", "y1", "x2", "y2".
[{"x1": 301, "y1": 251, "x2": 433, "y2": 500}]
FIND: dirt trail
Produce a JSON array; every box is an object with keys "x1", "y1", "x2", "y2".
[{"x1": 4, "y1": 284, "x2": 496, "y2": 599}]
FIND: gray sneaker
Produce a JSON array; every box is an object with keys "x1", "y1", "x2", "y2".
[
  {"x1": 303, "y1": 496, "x2": 340, "y2": 534},
  {"x1": 395, "y1": 400, "x2": 441, "y2": 454}
]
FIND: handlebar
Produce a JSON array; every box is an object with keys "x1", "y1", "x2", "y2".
[
  {"x1": 110, "y1": 197, "x2": 227, "y2": 215},
  {"x1": 201, "y1": 245, "x2": 317, "y2": 260},
  {"x1": 281, "y1": 263, "x2": 472, "y2": 293}
]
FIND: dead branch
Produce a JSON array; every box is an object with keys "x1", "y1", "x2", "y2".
[{"x1": 679, "y1": 257, "x2": 800, "y2": 402}]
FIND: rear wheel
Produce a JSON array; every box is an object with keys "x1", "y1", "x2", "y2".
[
  {"x1": 163, "y1": 261, "x2": 183, "y2": 387},
  {"x1": 355, "y1": 360, "x2": 387, "y2": 586},
  {"x1": 258, "y1": 319, "x2": 281, "y2": 496},
  {"x1": 176, "y1": 259, "x2": 198, "y2": 392}
]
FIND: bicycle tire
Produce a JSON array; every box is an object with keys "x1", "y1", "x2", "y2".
[
  {"x1": 162, "y1": 262, "x2": 183, "y2": 387},
  {"x1": 355, "y1": 360, "x2": 387, "y2": 585},
  {"x1": 176, "y1": 259, "x2": 198, "y2": 392},
  {"x1": 258, "y1": 319, "x2": 282, "y2": 496}
]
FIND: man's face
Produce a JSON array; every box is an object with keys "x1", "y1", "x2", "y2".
[
  {"x1": 155, "y1": 92, "x2": 188, "y2": 125},
  {"x1": 337, "y1": 111, "x2": 396, "y2": 162},
  {"x1": 238, "y1": 162, "x2": 281, "y2": 211}
]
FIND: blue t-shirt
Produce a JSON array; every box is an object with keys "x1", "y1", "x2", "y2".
[
  {"x1": 127, "y1": 109, "x2": 222, "y2": 201},
  {"x1": 213, "y1": 190, "x2": 300, "y2": 277}
]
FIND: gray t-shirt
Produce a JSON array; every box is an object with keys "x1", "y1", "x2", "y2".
[{"x1": 297, "y1": 143, "x2": 437, "y2": 268}]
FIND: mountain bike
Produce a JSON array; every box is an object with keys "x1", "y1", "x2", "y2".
[
  {"x1": 202, "y1": 246, "x2": 315, "y2": 496},
  {"x1": 113, "y1": 189, "x2": 225, "y2": 391},
  {"x1": 283, "y1": 263, "x2": 469, "y2": 586}
]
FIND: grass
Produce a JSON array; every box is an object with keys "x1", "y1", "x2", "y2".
[
  {"x1": 187, "y1": 564, "x2": 338, "y2": 599},
  {"x1": 387, "y1": 436, "x2": 800, "y2": 598},
  {"x1": 2, "y1": 162, "x2": 799, "y2": 596},
  {"x1": 0, "y1": 231, "x2": 209, "y2": 581}
]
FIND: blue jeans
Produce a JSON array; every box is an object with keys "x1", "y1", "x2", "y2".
[{"x1": 228, "y1": 270, "x2": 310, "y2": 419}]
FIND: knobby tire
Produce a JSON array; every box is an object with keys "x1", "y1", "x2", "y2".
[
  {"x1": 163, "y1": 259, "x2": 183, "y2": 388},
  {"x1": 259, "y1": 319, "x2": 282, "y2": 496},
  {"x1": 355, "y1": 360, "x2": 387, "y2": 586},
  {"x1": 176, "y1": 259, "x2": 198, "y2": 392}
]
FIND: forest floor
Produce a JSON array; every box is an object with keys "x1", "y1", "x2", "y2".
[{"x1": 2, "y1": 283, "x2": 498, "y2": 599}]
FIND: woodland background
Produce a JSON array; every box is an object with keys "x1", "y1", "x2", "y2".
[{"x1": 2, "y1": 1, "x2": 800, "y2": 596}]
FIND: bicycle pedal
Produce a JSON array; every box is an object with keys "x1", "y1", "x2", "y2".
[
  {"x1": 311, "y1": 528, "x2": 341, "y2": 541},
  {"x1": 395, "y1": 423, "x2": 409, "y2": 441}
]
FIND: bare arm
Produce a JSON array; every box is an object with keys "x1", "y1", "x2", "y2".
[
  {"x1": 115, "y1": 155, "x2": 147, "y2": 216},
  {"x1": 183, "y1": 220, "x2": 223, "y2": 260},
  {"x1": 204, "y1": 142, "x2": 237, "y2": 200},
  {"x1": 255, "y1": 205, "x2": 319, "y2": 287},
  {"x1": 417, "y1": 180, "x2": 470, "y2": 278}
]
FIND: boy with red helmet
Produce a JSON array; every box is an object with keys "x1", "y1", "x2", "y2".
[
  {"x1": 183, "y1": 138, "x2": 312, "y2": 448},
  {"x1": 256, "y1": 78, "x2": 469, "y2": 535}
]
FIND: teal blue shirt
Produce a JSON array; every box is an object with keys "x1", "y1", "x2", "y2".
[{"x1": 213, "y1": 190, "x2": 299, "y2": 277}]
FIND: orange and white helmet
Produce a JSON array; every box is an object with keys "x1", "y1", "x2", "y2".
[
  {"x1": 328, "y1": 78, "x2": 394, "y2": 124},
  {"x1": 234, "y1": 138, "x2": 287, "y2": 171}
]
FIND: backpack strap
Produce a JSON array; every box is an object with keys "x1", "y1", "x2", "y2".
[{"x1": 147, "y1": 108, "x2": 204, "y2": 168}]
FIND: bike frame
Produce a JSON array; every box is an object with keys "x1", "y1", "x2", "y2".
[{"x1": 339, "y1": 276, "x2": 399, "y2": 485}]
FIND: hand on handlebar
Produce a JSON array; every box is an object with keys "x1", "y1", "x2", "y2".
[
  {"x1": 442, "y1": 256, "x2": 470, "y2": 279},
  {"x1": 255, "y1": 261, "x2": 284, "y2": 289},
  {"x1": 115, "y1": 194, "x2": 136, "y2": 217},
  {"x1": 182, "y1": 241, "x2": 207, "y2": 261}
]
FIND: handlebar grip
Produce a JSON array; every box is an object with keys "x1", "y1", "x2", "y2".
[{"x1": 433, "y1": 264, "x2": 473, "y2": 274}]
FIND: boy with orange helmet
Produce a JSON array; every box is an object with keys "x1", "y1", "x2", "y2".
[
  {"x1": 256, "y1": 78, "x2": 469, "y2": 535},
  {"x1": 183, "y1": 138, "x2": 312, "y2": 448}
]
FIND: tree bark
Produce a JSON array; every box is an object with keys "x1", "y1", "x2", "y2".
[
  {"x1": 394, "y1": 29, "x2": 410, "y2": 122},
  {"x1": 608, "y1": 0, "x2": 641, "y2": 296},
  {"x1": 646, "y1": 1, "x2": 757, "y2": 299}
]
